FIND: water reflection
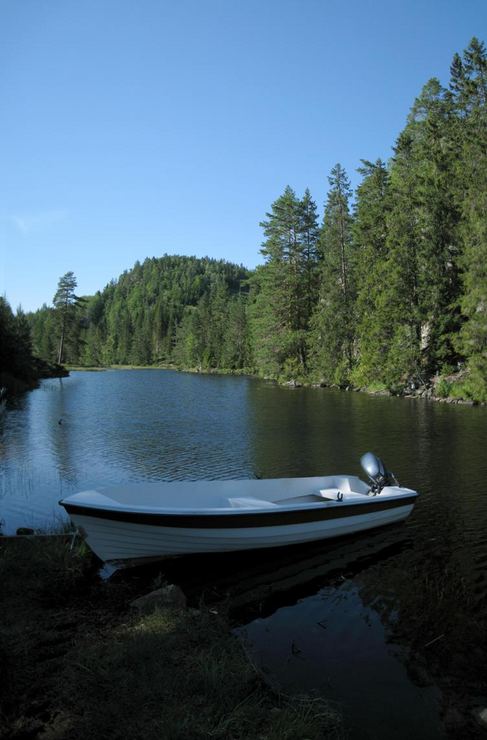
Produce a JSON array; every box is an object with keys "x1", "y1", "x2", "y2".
[
  {"x1": 2, "y1": 370, "x2": 487, "y2": 736},
  {"x1": 238, "y1": 581, "x2": 443, "y2": 740}
]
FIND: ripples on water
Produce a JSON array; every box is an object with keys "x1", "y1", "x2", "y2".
[
  {"x1": 2, "y1": 369, "x2": 487, "y2": 738},
  {"x1": 0, "y1": 370, "x2": 257, "y2": 530}
]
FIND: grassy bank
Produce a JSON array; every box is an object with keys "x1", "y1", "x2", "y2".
[{"x1": 0, "y1": 537, "x2": 343, "y2": 739}]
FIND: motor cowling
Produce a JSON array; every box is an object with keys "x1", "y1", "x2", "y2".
[{"x1": 360, "y1": 452, "x2": 398, "y2": 494}]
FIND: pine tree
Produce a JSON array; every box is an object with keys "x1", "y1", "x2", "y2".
[{"x1": 53, "y1": 272, "x2": 79, "y2": 364}]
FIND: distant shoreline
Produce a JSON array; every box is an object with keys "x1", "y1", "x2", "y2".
[{"x1": 64, "y1": 364, "x2": 483, "y2": 407}]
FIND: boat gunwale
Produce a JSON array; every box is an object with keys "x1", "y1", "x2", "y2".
[{"x1": 61, "y1": 493, "x2": 417, "y2": 529}]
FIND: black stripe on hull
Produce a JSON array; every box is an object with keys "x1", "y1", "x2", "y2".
[{"x1": 62, "y1": 496, "x2": 416, "y2": 529}]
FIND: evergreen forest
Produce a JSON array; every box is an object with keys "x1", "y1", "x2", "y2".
[
  {"x1": 0, "y1": 297, "x2": 66, "y2": 392},
  {"x1": 24, "y1": 39, "x2": 487, "y2": 401}
]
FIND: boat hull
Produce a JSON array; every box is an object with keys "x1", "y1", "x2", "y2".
[{"x1": 67, "y1": 497, "x2": 415, "y2": 562}]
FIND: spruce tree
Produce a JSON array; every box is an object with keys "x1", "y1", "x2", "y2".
[
  {"x1": 299, "y1": 188, "x2": 321, "y2": 331},
  {"x1": 351, "y1": 159, "x2": 391, "y2": 387},
  {"x1": 250, "y1": 185, "x2": 318, "y2": 377},
  {"x1": 0, "y1": 298, "x2": 40, "y2": 387},
  {"x1": 310, "y1": 164, "x2": 355, "y2": 385},
  {"x1": 407, "y1": 78, "x2": 462, "y2": 374},
  {"x1": 365, "y1": 77, "x2": 462, "y2": 392},
  {"x1": 221, "y1": 294, "x2": 251, "y2": 369},
  {"x1": 452, "y1": 38, "x2": 487, "y2": 399}
]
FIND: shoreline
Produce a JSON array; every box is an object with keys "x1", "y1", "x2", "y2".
[
  {"x1": 65, "y1": 363, "x2": 484, "y2": 407},
  {"x1": 1, "y1": 363, "x2": 68, "y2": 397},
  {"x1": 2, "y1": 523, "x2": 486, "y2": 737},
  {"x1": 0, "y1": 537, "x2": 343, "y2": 739}
]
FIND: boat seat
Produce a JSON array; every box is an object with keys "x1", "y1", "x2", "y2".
[
  {"x1": 319, "y1": 488, "x2": 341, "y2": 500},
  {"x1": 227, "y1": 497, "x2": 278, "y2": 509},
  {"x1": 319, "y1": 488, "x2": 368, "y2": 501}
]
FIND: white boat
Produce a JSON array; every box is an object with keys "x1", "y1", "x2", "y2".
[{"x1": 60, "y1": 453, "x2": 418, "y2": 563}]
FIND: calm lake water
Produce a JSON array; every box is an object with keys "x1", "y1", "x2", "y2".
[{"x1": 2, "y1": 369, "x2": 487, "y2": 737}]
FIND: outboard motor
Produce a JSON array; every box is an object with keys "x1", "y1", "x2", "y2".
[{"x1": 360, "y1": 452, "x2": 398, "y2": 494}]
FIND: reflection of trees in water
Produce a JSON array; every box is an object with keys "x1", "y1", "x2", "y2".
[
  {"x1": 356, "y1": 533, "x2": 487, "y2": 731},
  {"x1": 207, "y1": 522, "x2": 483, "y2": 736},
  {"x1": 0, "y1": 379, "x2": 78, "y2": 530},
  {"x1": 247, "y1": 383, "x2": 365, "y2": 478},
  {"x1": 45, "y1": 377, "x2": 79, "y2": 485},
  {"x1": 0, "y1": 393, "x2": 29, "y2": 464},
  {"x1": 246, "y1": 382, "x2": 460, "y2": 482},
  {"x1": 217, "y1": 531, "x2": 445, "y2": 737}
]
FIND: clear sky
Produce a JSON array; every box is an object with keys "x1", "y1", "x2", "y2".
[{"x1": 1, "y1": 0, "x2": 485, "y2": 312}]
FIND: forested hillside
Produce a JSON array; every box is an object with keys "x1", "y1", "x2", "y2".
[
  {"x1": 28, "y1": 39, "x2": 487, "y2": 400},
  {"x1": 29, "y1": 256, "x2": 251, "y2": 369}
]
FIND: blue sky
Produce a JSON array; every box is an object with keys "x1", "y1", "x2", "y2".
[{"x1": 1, "y1": 0, "x2": 485, "y2": 312}]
